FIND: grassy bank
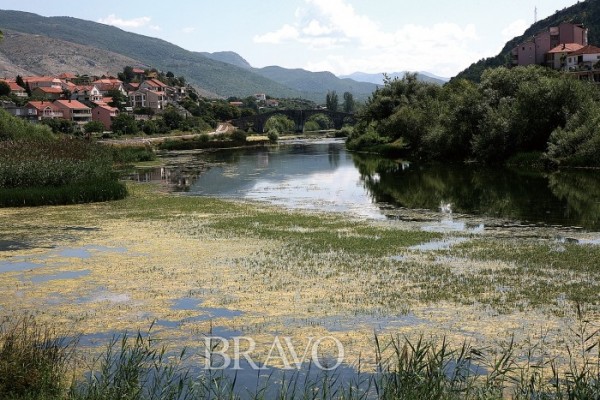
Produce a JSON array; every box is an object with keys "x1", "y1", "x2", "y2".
[{"x1": 1, "y1": 183, "x2": 600, "y2": 398}]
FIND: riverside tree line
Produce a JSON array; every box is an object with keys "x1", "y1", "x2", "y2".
[{"x1": 347, "y1": 65, "x2": 600, "y2": 167}]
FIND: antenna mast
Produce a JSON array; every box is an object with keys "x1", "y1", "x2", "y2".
[{"x1": 534, "y1": 6, "x2": 538, "y2": 23}]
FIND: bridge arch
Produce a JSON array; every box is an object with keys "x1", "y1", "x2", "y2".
[{"x1": 231, "y1": 109, "x2": 355, "y2": 133}]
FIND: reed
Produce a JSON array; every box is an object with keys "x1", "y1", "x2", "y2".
[
  {"x1": 1, "y1": 311, "x2": 599, "y2": 399},
  {"x1": 0, "y1": 138, "x2": 127, "y2": 207}
]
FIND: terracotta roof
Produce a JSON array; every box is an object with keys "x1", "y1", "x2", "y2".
[
  {"x1": 547, "y1": 43, "x2": 584, "y2": 54},
  {"x1": 94, "y1": 104, "x2": 119, "y2": 112},
  {"x1": 132, "y1": 68, "x2": 145, "y2": 74},
  {"x1": 143, "y1": 78, "x2": 168, "y2": 88},
  {"x1": 569, "y1": 45, "x2": 600, "y2": 56},
  {"x1": 73, "y1": 85, "x2": 97, "y2": 92},
  {"x1": 92, "y1": 78, "x2": 123, "y2": 84},
  {"x1": 33, "y1": 87, "x2": 63, "y2": 94},
  {"x1": 0, "y1": 80, "x2": 25, "y2": 91},
  {"x1": 54, "y1": 99, "x2": 91, "y2": 110},
  {"x1": 24, "y1": 76, "x2": 61, "y2": 83},
  {"x1": 58, "y1": 73, "x2": 77, "y2": 79},
  {"x1": 26, "y1": 101, "x2": 60, "y2": 112}
]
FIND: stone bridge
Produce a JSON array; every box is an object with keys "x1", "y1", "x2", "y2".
[{"x1": 231, "y1": 109, "x2": 355, "y2": 133}]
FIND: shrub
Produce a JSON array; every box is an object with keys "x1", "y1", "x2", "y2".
[
  {"x1": 230, "y1": 129, "x2": 247, "y2": 144},
  {"x1": 267, "y1": 129, "x2": 279, "y2": 143}
]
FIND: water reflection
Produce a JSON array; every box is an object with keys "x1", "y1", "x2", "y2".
[
  {"x1": 132, "y1": 140, "x2": 600, "y2": 231},
  {"x1": 353, "y1": 153, "x2": 600, "y2": 230}
]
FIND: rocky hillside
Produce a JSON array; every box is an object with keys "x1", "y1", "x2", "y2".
[{"x1": 0, "y1": 29, "x2": 140, "y2": 78}]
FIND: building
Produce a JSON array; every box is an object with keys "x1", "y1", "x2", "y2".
[
  {"x1": 92, "y1": 104, "x2": 119, "y2": 130},
  {"x1": 139, "y1": 78, "x2": 168, "y2": 93},
  {"x1": 25, "y1": 101, "x2": 64, "y2": 120},
  {"x1": 92, "y1": 78, "x2": 127, "y2": 96},
  {"x1": 71, "y1": 85, "x2": 103, "y2": 103},
  {"x1": 565, "y1": 44, "x2": 600, "y2": 71},
  {"x1": 545, "y1": 43, "x2": 584, "y2": 70},
  {"x1": 128, "y1": 88, "x2": 167, "y2": 112},
  {"x1": 512, "y1": 23, "x2": 588, "y2": 67},
  {"x1": 53, "y1": 100, "x2": 92, "y2": 124},
  {"x1": 23, "y1": 76, "x2": 62, "y2": 90},
  {"x1": 0, "y1": 80, "x2": 27, "y2": 97},
  {"x1": 31, "y1": 86, "x2": 64, "y2": 100}
]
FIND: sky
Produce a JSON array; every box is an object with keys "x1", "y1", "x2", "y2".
[{"x1": 1, "y1": 0, "x2": 581, "y2": 78}]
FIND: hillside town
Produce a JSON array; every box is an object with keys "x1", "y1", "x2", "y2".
[
  {"x1": 511, "y1": 21, "x2": 600, "y2": 82},
  {"x1": 0, "y1": 67, "x2": 193, "y2": 132}
]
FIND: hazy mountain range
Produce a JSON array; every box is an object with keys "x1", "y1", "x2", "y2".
[{"x1": 339, "y1": 71, "x2": 449, "y2": 85}]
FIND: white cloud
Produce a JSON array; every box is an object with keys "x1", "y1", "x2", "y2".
[
  {"x1": 254, "y1": 24, "x2": 299, "y2": 44},
  {"x1": 254, "y1": 0, "x2": 482, "y2": 76},
  {"x1": 182, "y1": 27, "x2": 196, "y2": 34},
  {"x1": 98, "y1": 14, "x2": 154, "y2": 29},
  {"x1": 302, "y1": 20, "x2": 333, "y2": 36},
  {"x1": 502, "y1": 19, "x2": 528, "y2": 39}
]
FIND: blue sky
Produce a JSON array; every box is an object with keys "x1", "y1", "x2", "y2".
[{"x1": 1, "y1": 0, "x2": 580, "y2": 77}]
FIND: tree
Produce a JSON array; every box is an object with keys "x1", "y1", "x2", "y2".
[
  {"x1": 162, "y1": 107, "x2": 184, "y2": 130},
  {"x1": 342, "y1": 92, "x2": 355, "y2": 113},
  {"x1": 111, "y1": 113, "x2": 139, "y2": 135},
  {"x1": 107, "y1": 89, "x2": 128, "y2": 111},
  {"x1": 16, "y1": 75, "x2": 25, "y2": 89},
  {"x1": 326, "y1": 91, "x2": 339, "y2": 111},
  {"x1": 118, "y1": 66, "x2": 135, "y2": 83},
  {"x1": 0, "y1": 81, "x2": 10, "y2": 97},
  {"x1": 84, "y1": 120, "x2": 105, "y2": 134},
  {"x1": 24, "y1": 82, "x2": 32, "y2": 97}
]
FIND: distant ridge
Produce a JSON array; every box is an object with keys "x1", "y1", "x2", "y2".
[
  {"x1": 0, "y1": 9, "x2": 379, "y2": 101},
  {"x1": 339, "y1": 71, "x2": 449, "y2": 86}
]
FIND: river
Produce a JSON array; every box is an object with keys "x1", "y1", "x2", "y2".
[{"x1": 129, "y1": 138, "x2": 600, "y2": 232}]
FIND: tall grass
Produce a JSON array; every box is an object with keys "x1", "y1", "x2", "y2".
[
  {"x1": 0, "y1": 138, "x2": 127, "y2": 206},
  {"x1": 1, "y1": 310, "x2": 599, "y2": 399},
  {"x1": 0, "y1": 315, "x2": 77, "y2": 399}
]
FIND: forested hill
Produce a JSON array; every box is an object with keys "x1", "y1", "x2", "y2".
[{"x1": 456, "y1": 0, "x2": 600, "y2": 82}]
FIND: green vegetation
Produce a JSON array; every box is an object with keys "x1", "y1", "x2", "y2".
[
  {"x1": 2, "y1": 312, "x2": 600, "y2": 399},
  {"x1": 0, "y1": 110, "x2": 127, "y2": 206},
  {"x1": 0, "y1": 109, "x2": 54, "y2": 141},
  {"x1": 0, "y1": 316, "x2": 76, "y2": 399},
  {"x1": 347, "y1": 68, "x2": 600, "y2": 166},
  {"x1": 158, "y1": 130, "x2": 255, "y2": 151}
]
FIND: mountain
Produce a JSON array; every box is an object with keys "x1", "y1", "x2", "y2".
[
  {"x1": 0, "y1": 9, "x2": 376, "y2": 102},
  {"x1": 0, "y1": 29, "x2": 140, "y2": 78},
  {"x1": 255, "y1": 66, "x2": 378, "y2": 98},
  {"x1": 456, "y1": 0, "x2": 600, "y2": 82},
  {"x1": 339, "y1": 71, "x2": 449, "y2": 85},
  {"x1": 200, "y1": 51, "x2": 253, "y2": 69}
]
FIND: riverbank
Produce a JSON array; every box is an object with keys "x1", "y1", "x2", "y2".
[{"x1": 1, "y1": 183, "x2": 600, "y2": 396}]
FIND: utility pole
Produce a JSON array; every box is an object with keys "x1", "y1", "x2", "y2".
[{"x1": 534, "y1": 6, "x2": 538, "y2": 23}]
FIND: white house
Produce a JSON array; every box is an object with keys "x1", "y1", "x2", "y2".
[{"x1": 565, "y1": 45, "x2": 600, "y2": 70}]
